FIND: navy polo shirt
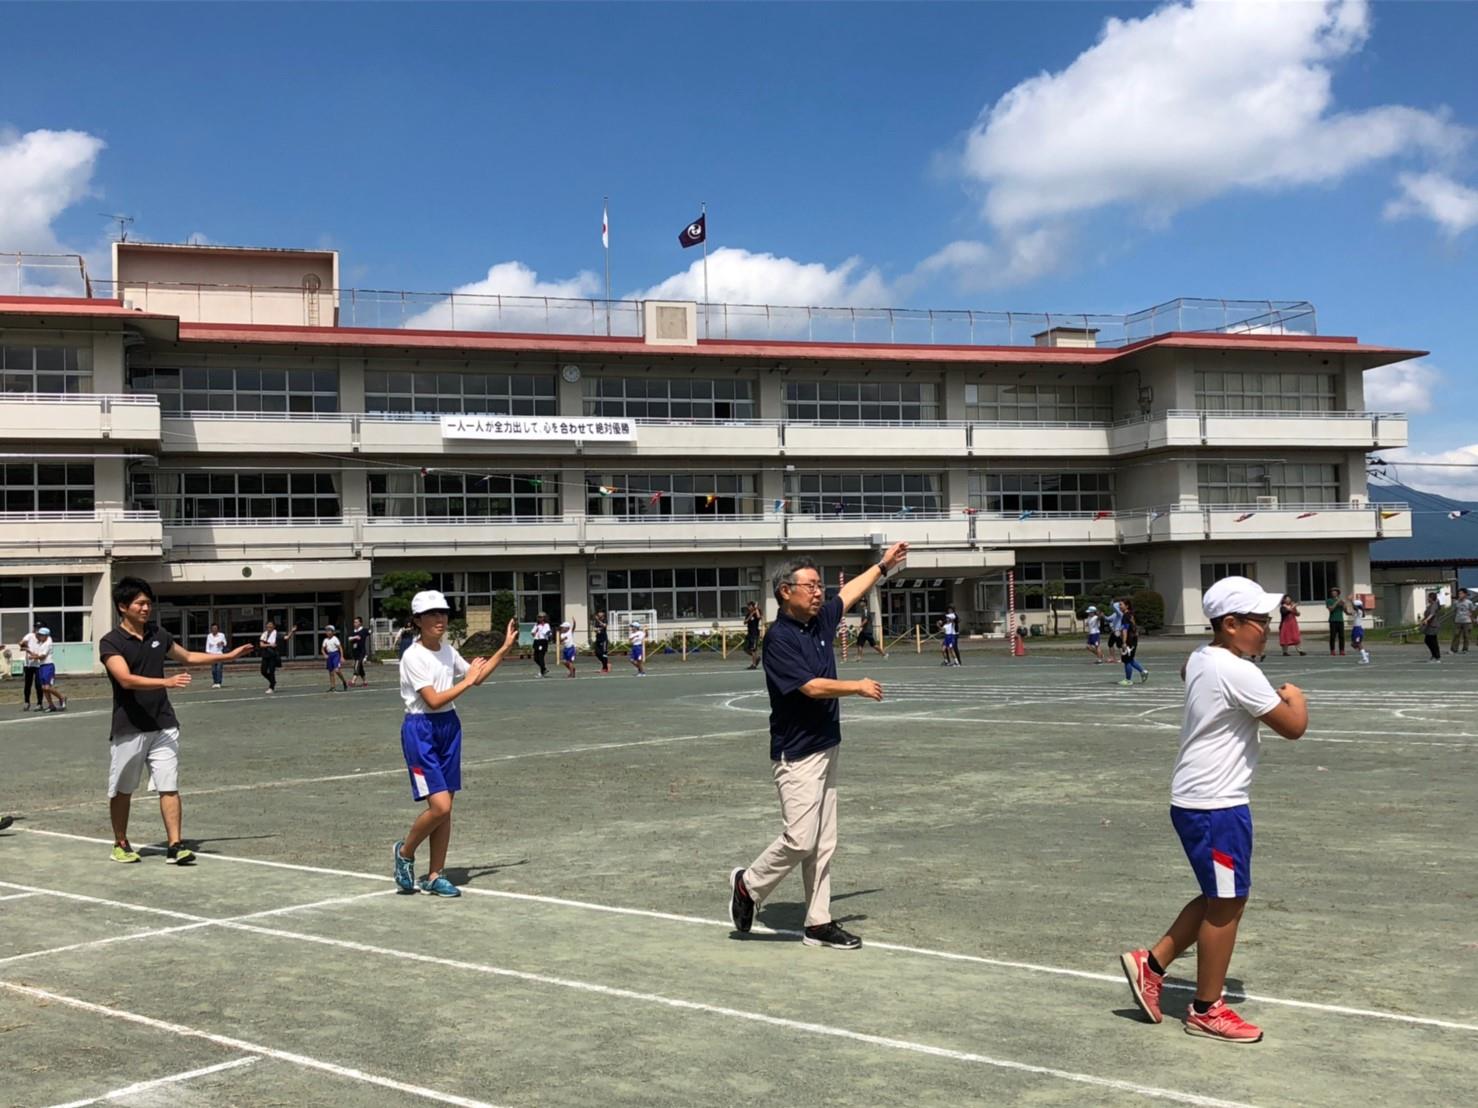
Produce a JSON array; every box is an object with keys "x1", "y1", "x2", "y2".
[{"x1": 762, "y1": 595, "x2": 843, "y2": 761}]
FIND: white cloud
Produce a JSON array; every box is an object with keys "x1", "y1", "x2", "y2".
[
  {"x1": 958, "y1": 0, "x2": 1466, "y2": 232},
  {"x1": 909, "y1": 227, "x2": 1072, "y2": 293},
  {"x1": 401, "y1": 260, "x2": 602, "y2": 331},
  {"x1": 1375, "y1": 444, "x2": 1478, "y2": 502},
  {"x1": 630, "y1": 246, "x2": 890, "y2": 308},
  {"x1": 186, "y1": 231, "x2": 213, "y2": 246},
  {"x1": 1364, "y1": 359, "x2": 1441, "y2": 414},
  {"x1": 0, "y1": 127, "x2": 106, "y2": 293},
  {"x1": 1384, "y1": 171, "x2": 1478, "y2": 236}
]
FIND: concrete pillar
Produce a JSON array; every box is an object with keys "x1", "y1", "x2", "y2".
[
  {"x1": 89, "y1": 569, "x2": 114, "y2": 672},
  {"x1": 339, "y1": 356, "x2": 366, "y2": 413},
  {"x1": 942, "y1": 372, "x2": 968, "y2": 421},
  {"x1": 756, "y1": 371, "x2": 785, "y2": 420},
  {"x1": 945, "y1": 465, "x2": 970, "y2": 514},
  {"x1": 93, "y1": 333, "x2": 126, "y2": 392},
  {"x1": 94, "y1": 457, "x2": 127, "y2": 509},
  {"x1": 561, "y1": 556, "x2": 589, "y2": 628},
  {"x1": 1148, "y1": 545, "x2": 1200, "y2": 633},
  {"x1": 340, "y1": 468, "x2": 368, "y2": 514},
  {"x1": 558, "y1": 371, "x2": 584, "y2": 417}
]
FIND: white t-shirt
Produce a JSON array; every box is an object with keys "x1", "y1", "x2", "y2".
[
  {"x1": 30, "y1": 637, "x2": 54, "y2": 663},
  {"x1": 629, "y1": 628, "x2": 645, "y2": 647},
  {"x1": 532, "y1": 622, "x2": 552, "y2": 642},
  {"x1": 1171, "y1": 645, "x2": 1282, "y2": 810},
  {"x1": 1086, "y1": 614, "x2": 1101, "y2": 634},
  {"x1": 943, "y1": 614, "x2": 958, "y2": 636},
  {"x1": 560, "y1": 627, "x2": 575, "y2": 649},
  {"x1": 399, "y1": 640, "x2": 469, "y2": 715},
  {"x1": 1455, "y1": 598, "x2": 1475, "y2": 625},
  {"x1": 323, "y1": 635, "x2": 342, "y2": 655},
  {"x1": 1351, "y1": 609, "x2": 1365, "y2": 630},
  {"x1": 260, "y1": 629, "x2": 278, "y2": 648},
  {"x1": 205, "y1": 632, "x2": 228, "y2": 655},
  {"x1": 19, "y1": 632, "x2": 40, "y2": 666}
]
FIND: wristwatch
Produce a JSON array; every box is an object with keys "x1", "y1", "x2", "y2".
[{"x1": 875, "y1": 560, "x2": 888, "y2": 578}]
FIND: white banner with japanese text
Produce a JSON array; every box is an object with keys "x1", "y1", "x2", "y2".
[{"x1": 439, "y1": 415, "x2": 637, "y2": 441}]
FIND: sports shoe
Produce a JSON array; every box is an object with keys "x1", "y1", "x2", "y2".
[
  {"x1": 1184, "y1": 999, "x2": 1263, "y2": 1043},
  {"x1": 1118, "y1": 679, "x2": 1133, "y2": 686},
  {"x1": 211, "y1": 683, "x2": 221, "y2": 689},
  {"x1": 418, "y1": 874, "x2": 461, "y2": 897},
  {"x1": 393, "y1": 839, "x2": 417, "y2": 893},
  {"x1": 803, "y1": 921, "x2": 861, "y2": 950},
  {"x1": 1138, "y1": 670, "x2": 1150, "y2": 684},
  {"x1": 0, "y1": 815, "x2": 13, "y2": 831},
  {"x1": 1119, "y1": 949, "x2": 1164, "y2": 1023},
  {"x1": 728, "y1": 867, "x2": 755, "y2": 933},
  {"x1": 165, "y1": 843, "x2": 196, "y2": 865},
  {"x1": 110, "y1": 842, "x2": 141, "y2": 863},
  {"x1": 264, "y1": 688, "x2": 274, "y2": 694}
]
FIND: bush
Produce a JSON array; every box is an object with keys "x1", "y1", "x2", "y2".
[
  {"x1": 381, "y1": 570, "x2": 432, "y2": 624},
  {"x1": 1131, "y1": 588, "x2": 1166, "y2": 632}
]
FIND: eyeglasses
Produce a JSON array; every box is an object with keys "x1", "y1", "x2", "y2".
[
  {"x1": 785, "y1": 580, "x2": 824, "y2": 593},
  {"x1": 1234, "y1": 613, "x2": 1272, "y2": 626}
]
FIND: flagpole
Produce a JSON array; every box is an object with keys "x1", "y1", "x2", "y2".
[
  {"x1": 700, "y1": 201, "x2": 708, "y2": 338},
  {"x1": 603, "y1": 196, "x2": 612, "y2": 336}
]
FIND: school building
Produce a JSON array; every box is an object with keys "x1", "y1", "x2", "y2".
[{"x1": 0, "y1": 242, "x2": 1420, "y2": 669}]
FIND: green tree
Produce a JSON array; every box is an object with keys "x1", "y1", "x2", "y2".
[
  {"x1": 380, "y1": 570, "x2": 432, "y2": 624},
  {"x1": 1131, "y1": 588, "x2": 1166, "y2": 632},
  {"x1": 490, "y1": 590, "x2": 517, "y2": 649}
]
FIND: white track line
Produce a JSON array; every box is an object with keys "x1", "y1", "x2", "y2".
[
  {"x1": 12, "y1": 826, "x2": 1477, "y2": 1036},
  {"x1": 44, "y1": 1056, "x2": 261, "y2": 1108},
  {"x1": 0, "y1": 891, "x2": 39, "y2": 901},
  {"x1": 2, "y1": 981, "x2": 501, "y2": 1108},
  {"x1": 0, "y1": 882, "x2": 1253, "y2": 1108},
  {"x1": 0, "y1": 884, "x2": 397, "y2": 967}
]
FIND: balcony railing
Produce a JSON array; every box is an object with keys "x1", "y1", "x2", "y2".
[
  {"x1": 0, "y1": 392, "x2": 161, "y2": 442},
  {"x1": 0, "y1": 509, "x2": 164, "y2": 557}
]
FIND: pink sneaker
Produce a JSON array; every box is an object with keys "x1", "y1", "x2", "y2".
[
  {"x1": 1184, "y1": 999, "x2": 1263, "y2": 1043},
  {"x1": 1119, "y1": 949, "x2": 1164, "y2": 1024}
]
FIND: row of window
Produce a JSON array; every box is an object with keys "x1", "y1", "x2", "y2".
[
  {"x1": 968, "y1": 472, "x2": 1114, "y2": 514},
  {"x1": 1, "y1": 462, "x2": 95, "y2": 512},
  {"x1": 2, "y1": 344, "x2": 92, "y2": 395},
  {"x1": 129, "y1": 366, "x2": 339, "y2": 414},
  {"x1": 365, "y1": 371, "x2": 558, "y2": 416},
  {"x1": 594, "y1": 567, "x2": 755, "y2": 621},
  {"x1": 0, "y1": 574, "x2": 89, "y2": 645},
  {"x1": 583, "y1": 377, "x2": 755, "y2": 421},
  {"x1": 1194, "y1": 371, "x2": 1337, "y2": 412},
  {"x1": 131, "y1": 471, "x2": 341, "y2": 522},
  {"x1": 370, "y1": 472, "x2": 558, "y2": 519},
  {"x1": 416, "y1": 570, "x2": 563, "y2": 624},
  {"x1": 783, "y1": 381, "x2": 939, "y2": 422},
  {"x1": 1199, "y1": 561, "x2": 1345, "y2": 604},
  {"x1": 965, "y1": 383, "x2": 1114, "y2": 422},
  {"x1": 1196, "y1": 463, "x2": 1341, "y2": 504}
]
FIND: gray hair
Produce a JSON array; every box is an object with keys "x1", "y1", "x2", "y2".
[{"x1": 772, "y1": 556, "x2": 820, "y2": 601}]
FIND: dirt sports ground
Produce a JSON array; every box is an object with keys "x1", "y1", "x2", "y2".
[{"x1": 3, "y1": 640, "x2": 1475, "y2": 1107}]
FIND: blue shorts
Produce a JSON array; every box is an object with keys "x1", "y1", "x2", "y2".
[
  {"x1": 1087, "y1": 633, "x2": 1101, "y2": 646},
  {"x1": 1172, "y1": 804, "x2": 1252, "y2": 899},
  {"x1": 37, "y1": 663, "x2": 56, "y2": 685},
  {"x1": 630, "y1": 644, "x2": 643, "y2": 661},
  {"x1": 561, "y1": 645, "x2": 576, "y2": 663},
  {"x1": 1351, "y1": 626, "x2": 1364, "y2": 645},
  {"x1": 401, "y1": 711, "x2": 462, "y2": 801},
  {"x1": 944, "y1": 634, "x2": 957, "y2": 647},
  {"x1": 326, "y1": 651, "x2": 342, "y2": 671}
]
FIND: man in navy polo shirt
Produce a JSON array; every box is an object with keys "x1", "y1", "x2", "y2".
[{"x1": 728, "y1": 541, "x2": 908, "y2": 950}]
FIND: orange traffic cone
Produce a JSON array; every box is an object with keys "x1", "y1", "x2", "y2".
[{"x1": 1013, "y1": 629, "x2": 1027, "y2": 657}]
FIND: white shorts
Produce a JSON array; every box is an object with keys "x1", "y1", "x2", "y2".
[{"x1": 108, "y1": 728, "x2": 181, "y2": 797}]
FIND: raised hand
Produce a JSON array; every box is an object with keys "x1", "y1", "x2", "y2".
[{"x1": 882, "y1": 542, "x2": 909, "y2": 571}]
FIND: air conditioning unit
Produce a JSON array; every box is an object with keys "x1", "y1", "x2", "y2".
[{"x1": 1255, "y1": 496, "x2": 1279, "y2": 509}]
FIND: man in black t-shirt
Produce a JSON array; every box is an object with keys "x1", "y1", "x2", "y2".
[
  {"x1": 743, "y1": 601, "x2": 763, "y2": 670},
  {"x1": 727, "y1": 541, "x2": 907, "y2": 951},
  {"x1": 347, "y1": 616, "x2": 372, "y2": 687},
  {"x1": 100, "y1": 576, "x2": 253, "y2": 864}
]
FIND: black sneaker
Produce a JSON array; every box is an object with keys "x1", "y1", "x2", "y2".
[
  {"x1": 728, "y1": 868, "x2": 755, "y2": 933},
  {"x1": 165, "y1": 842, "x2": 196, "y2": 865},
  {"x1": 0, "y1": 815, "x2": 13, "y2": 831},
  {"x1": 803, "y1": 921, "x2": 861, "y2": 950}
]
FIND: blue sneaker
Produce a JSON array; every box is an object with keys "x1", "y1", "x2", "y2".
[
  {"x1": 418, "y1": 874, "x2": 461, "y2": 898},
  {"x1": 393, "y1": 840, "x2": 416, "y2": 893}
]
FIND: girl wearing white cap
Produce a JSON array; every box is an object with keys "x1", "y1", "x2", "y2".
[
  {"x1": 1084, "y1": 605, "x2": 1104, "y2": 663},
  {"x1": 531, "y1": 612, "x2": 553, "y2": 678},
  {"x1": 322, "y1": 624, "x2": 348, "y2": 692},
  {"x1": 33, "y1": 627, "x2": 66, "y2": 712},
  {"x1": 559, "y1": 618, "x2": 578, "y2": 678},
  {"x1": 628, "y1": 619, "x2": 647, "y2": 676}
]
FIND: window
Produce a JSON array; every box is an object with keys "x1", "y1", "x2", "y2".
[
  {"x1": 1016, "y1": 561, "x2": 1103, "y2": 609},
  {"x1": 784, "y1": 380, "x2": 938, "y2": 422},
  {"x1": 364, "y1": 370, "x2": 555, "y2": 416},
  {"x1": 1195, "y1": 371, "x2": 1336, "y2": 412},
  {"x1": 131, "y1": 471, "x2": 340, "y2": 521},
  {"x1": 965, "y1": 383, "x2": 1112, "y2": 422},
  {"x1": 129, "y1": 365, "x2": 339, "y2": 414},
  {"x1": 586, "y1": 473, "x2": 757, "y2": 516},
  {"x1": 1, "y1": 344, "x2": 92, "y2": 394},
  {"x1": 1, "y1": 462, "x2": 94, "y2": 512},
  {"x1": 368, "y1": 472, "x2": 558, "y2": 518},
  {"x1": 1287, "y1": 561, "x2": 1340, "y2": 603},
  {"x1": 591, "y1": 565, "x2": 754, "y2": 622},
  {"x1": 0, "y1": 574, "x2": 88, "y2": 644},
  {"x1": 792, "y1": 472, "x2": 943, "y2": 516},
  {"x1": 968, "y1": 472, "x2": 1113, "y2": 514},
  {"x1": 1197, "y1": 462, "x2": 1340, "y2": 505},
  {"x1": 583, "y1": 377, "x2": 755, "y2": 420},
  {"x1": 1200, "y1": 562, "x2": 1256, "y2": 590}
]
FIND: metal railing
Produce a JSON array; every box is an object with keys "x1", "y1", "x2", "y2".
[{"x1": 0, "y1": 393, "x2": 159, "y2": 407}]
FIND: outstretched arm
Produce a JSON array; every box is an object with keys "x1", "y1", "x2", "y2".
[{"x1": 838, "y1": 541, "x2": 909, "y2": 613}]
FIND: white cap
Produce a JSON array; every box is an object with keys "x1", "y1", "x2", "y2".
[
  {"x1": 1086, "y1": 605, "x2": 1098, "y2": 613},
  {"x1": 410, "y1": 590, "x2": 451, "y2": 615},
  {"x1": 325, "y1": 624, "x2": 336, "y2": 632},
  {"x1": 37, "y1": 627, "x2": 50, "y2": 636},
  {"x1": 1353, "y1": 598, "x2": 1365, "y2": 609},
  {"x1": 629, "y1": 620, "x2": 641, "y2": 627},
  {"x1": 1201, "y1": 576, "x2": 1282, "y2": 621},
  {"x1": 559, "y1": 620, "x2": 571, "y2": 629}
]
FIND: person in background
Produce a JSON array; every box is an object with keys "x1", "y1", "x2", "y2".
[
  {"x1": 1277, "y1": 595, "x2": 1304, "y2": 656},
  {"x1": 258, "y1": 620, "x2": 284, "y2": 694},
  {"x1": 1084, "y1": 605, "x2": 1105, "y2": 664},
  {"x1": 1450, "y1": 587, "x2": 1473, "y2": 654},
  {"x1": 559, "y1": 619, "x2": 578, "y2": 678},
  {"x1": 854, "y1": 606, "x2": 887, "y2": 660},
  {"x1": 348, "y1": 616, "x2": 372, "y2": 687},
  {"x1": 1107, "y1": 600, "x2": 1125, "y2": 655},
  {"x1": 1351, "y1": 598, "x2": 1370, "y2": 664},
  {"x1": 531, "y1": 612, "x2": 553, "y2": 678},
  {"x1": 743, "y1": 601, "x2": 763, "y2": 670},
  {"x1": 205, "y1": 623, "x2": 228, "y2": 688},
  {"x1": 1326, "y1": 587, "x2": 1350, "y2": 657},
  {"x1": 19, "y1": 621, "x2": 42, "y2": 711},
  {"x1": 1117, "y1": 601, "x2": 1149, "y2": 686},
  {"x1": 397, "y1": 621, "x2": 417, "y2": 658},
  {"x1": 322, "y1": 624, "x2": 349, "y2": 692},
  {"x1": 1421, "y1": 591, "x2": 1443, "y2": 662},
  {"x1": 939, "y1": 605, "x2": 962, "y2": 667},
  {"x1": 592, "y1": 609, "x2": 611, "y2": 674},
  {"x1": 628, "y1": 620, "x2": 647, "y2": 676},
  {"x1": 32, "y1": 627, "x2": 66, "y2": 712}
]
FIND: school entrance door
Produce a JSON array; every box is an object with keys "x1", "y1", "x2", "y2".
[{"x1": 882, "y1": 584, "x2": 948, "y2": 638}]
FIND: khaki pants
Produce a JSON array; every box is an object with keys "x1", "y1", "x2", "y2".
[
  {"x1": 1453, "y1": 623, "x2": 1472, "y2": 652},
  {"x1": 744, "y1": 745, "x2": 839, "y2": 928}
]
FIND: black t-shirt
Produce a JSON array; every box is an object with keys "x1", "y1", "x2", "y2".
[
  {"x1": 99, "y1": 624, "x2": 180, "y2": 739},
  {"x1": 761, "y1": 596, "x2": 843, "y2": 761},
  {"x1": 348, "y1": 626, "x2": 371, "y2": 659},
  {"x1": 745, "y1": 612, "x2": 761, "y2": 637},
  {"x1": 594, "y1": 617, "x2": 608, "y2": 641},
  {"x1": 859, "y1": 613, "x2": 874, "y2": 635}
]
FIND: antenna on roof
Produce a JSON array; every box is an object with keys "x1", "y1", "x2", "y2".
[{"x1": 100, "y1": 213, "x2": 135, "y2": 242}]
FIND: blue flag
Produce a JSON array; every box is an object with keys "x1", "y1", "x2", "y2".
[{"x1": 678, "y1": 214, "x2": 706, "y2": 248}]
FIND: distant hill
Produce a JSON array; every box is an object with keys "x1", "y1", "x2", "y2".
[{"x1": 1369, "y1": 481, "x2": 1478, "y2": 587}]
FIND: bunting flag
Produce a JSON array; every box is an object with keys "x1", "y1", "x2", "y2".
[
  {"x1": 648, "y1": 490, "x2": 663, "y2": 506},
  {"x1": 1148, "y1": 510, "x2": 1167, "y2": 522},
  {"x1": 773, "y1": 498, "x2": 787, "y2": 512},
  {"x1": 602, "y1": 201, "x2": 609, "y2": 250},
  {"x1": 1017, "y1": 510, "x2": 1034, "y2": 521},
  {"x1": 704, "y1": 494, "x2": 717, "y2": 507},
  {"x1": 1296, "y1": 511, "x2": 1317, "y2": 519},
  {"x1": 528, "y1": 477, "x2": 543, "y2": 490},
  {"x1": 1234, "y1": 512, "x2": 1255, "y2": 522},
  {"x1": 598, "y1": 485, "x2": 615, "y2": 496},
  {"x1": 1380, "y1": 510, "x2": 1402, "y2": 520},
  {"x1": 1449, "y1": 509, "x2": 1472, "y2": 519},
  {"x1": 962, "y1": 507, "x2": 979, "y2": 515},
  {"x1": 1092, "y1": 509, "x2": 1112, "y2": 520}
]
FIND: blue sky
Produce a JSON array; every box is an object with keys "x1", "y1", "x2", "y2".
[{"x1": 3, "y1": 1, "x2": 1476, "y2": 492}]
